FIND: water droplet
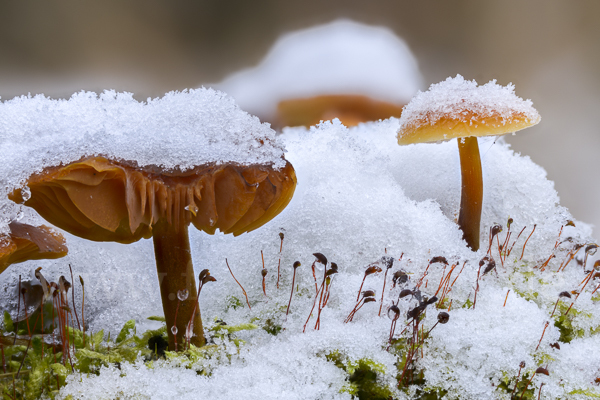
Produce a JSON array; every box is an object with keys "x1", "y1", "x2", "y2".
[
  {"x1": 387, "y1": 305, "x2": 400, "y2": 320},
  {"x1": 171, "y1": 326, "x2": 178, "y2": 335},
  {"x1": 177, "y1": 289, "x2": 189, "y2": 301},
  {"x1": 586, "y1": 244, "x2": 598, "y2": 255},
  {"x1": 21, "y1": 186, "x2": 31, "y2": 201}
]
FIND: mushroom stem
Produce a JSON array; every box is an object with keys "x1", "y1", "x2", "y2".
[
  {"x1": 457, "y1": 136, "x2": 483, "y2": 251},
  {"x1": 152, "y1": 219, "x2": 204, "y2": 350}
]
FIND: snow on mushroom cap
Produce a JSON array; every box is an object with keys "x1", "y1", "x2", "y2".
[
  {"x1": 216, "y1": 19, "x2": 423, "y2": 119},
  {"x1": 0, "y1": 88, "x2": 287, "y2": 199},
  {"x1": 397, "y1": 75, "x2": 541, "y2": 144}
]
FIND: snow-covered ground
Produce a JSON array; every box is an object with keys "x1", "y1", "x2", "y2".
[{"x1": 1, "y1": 87, "x2": 599, "y2": 399}]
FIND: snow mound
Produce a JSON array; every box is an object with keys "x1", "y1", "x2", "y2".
[
  {"x1": 0, "y1": 88, "x2": 285, "y2": 192},
  {"x1": 1, "y1": 112, "x2": 598, "y2": 399},
  {"x1": 216, "y1": 19, "x2": 423, "y2": 119}
]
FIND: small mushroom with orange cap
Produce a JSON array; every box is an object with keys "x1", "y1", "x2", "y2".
[
  {"x1": 397, "y1": 75, "x2": 540, "y2": 251},
  {"x1": 0, "y1": 221, "x2": 68, "y2": 275},
  {"x1": 9, "y1": 155, "x2": 296, "y2": 350}
]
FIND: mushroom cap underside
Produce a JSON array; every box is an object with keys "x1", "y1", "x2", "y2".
[
  {"x1": 0, "y1": 222, "x2": 68, "y2": 274},
  {"x1": 397, "y1": 110, "x2": 541, "y2": 145},
  {"x1": 9, "y1": 156, "x2": 297, "y2": 244},
  {"x1": 277, "y1": 94, "x2": 404, "y2": 128}
]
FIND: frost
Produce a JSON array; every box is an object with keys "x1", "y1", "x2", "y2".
[{"x1": 216, "y1": 19, "x2": 423, "y2": 120}]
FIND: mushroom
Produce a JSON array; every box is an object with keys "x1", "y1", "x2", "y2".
[
  {"x1": 397, "y1": 75, "x2": 540, "y2": 251},
  {"x1": 277, "y1": 94, "x2": 405, "y2": 128},
  {"x1": 9, "y1": 155, "x2": 296, "y2": 349},
  {"x1": 0, "y1": 221, "x2": 68, "y2": 274},
  {"x1": 217, "y1": 20, "x2": 422, "y2": 128}
]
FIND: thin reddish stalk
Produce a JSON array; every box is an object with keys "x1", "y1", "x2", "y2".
[
  {"x1": 510, "y1": 364, "x2": 524, "y2": 398},
  {"x1": 303, "y1": 282, "x2": 324, "y2": 333},
  {"x1": 387, "y1": 317, "x2": 398, "y2": 350},
  {"x1": 507, "y1": 226, "x2": 527, "y2": 257},
  {"x1": 314, "y1": 269, "x2": 328, "y2": 330},
  {"x1": 520, "y1": 225, "x2": 537, "y2": 260},
  {"x1": 286, "y1": 269, "x2": 298, "y2": 317},
  {"x1": 557, "y1": 248, "x2": 581, "y2": 272},
  {"x1": 356, "y1": 276, "x2": 367, "y2": 302},
  {"x1": 173, "y1": 300, "x2": 181, "y2": 352},
  {"x1": 40, "y1": 295, "x2": 44, "y2": 360},
  {"x1": 81, "y1": 282, "x2": 86, "y2": 347},
  {"x1": 69, "y1": 265, "x2": 81, "y2": 331},
  {"x1": 14, "y1": 276, "x2": 21, "y2": 345},
  {"x1": 503, "y1": 289, "x2": 510, "y2": 307},
  {"x1": 22, "y1": 291, "x2": 30, "y2": 337},
  {"x1": 566, "y1": 269, "x2": 595, "y2": 315},
  {"x1": 225, "y1": 258, "x2": 251, "y2": 309},
  {"x1": 277, "y1": 236, "x2": 283, "y2": 289},
  {"x1": 378, "y1": 268, "x2": 389, "y2": 317},
  {"x1": 439, "y1": 264, "x2": 457, "y2": 302},
  {"x1": 550, "y1": 298, "x2": 560, "y2": 318},
  {"x1": 311, "y1": 262, "x2": 319, "y2": 294},
  {"x1": 261, "y1": 250, "x2": 267, "y2": 297},
  {"x1": 519, "y1": 372, "x2": 537, "y2": 400},
  {"x1": 473, "y1": 263, "x2": 483, "y2": 309},
  {"x1": 535, "y1": 321, "x2": 549, "y2": 351},
  {"x1": 344, "y1": 298, "x2": 365, "y2": 323}
]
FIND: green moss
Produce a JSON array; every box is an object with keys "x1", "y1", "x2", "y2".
[
  {"x1": 225, "y1": 295, "x2": 244, "y2": 311},
  {"x1": 496, "y1": 371, "x2": 536, "y2": 399},
  {"x1": 262, "y1": 319, "x2": 282, "y2": 336},
  {"x1": 325, "y1": 351, "x2": 393, "y2": 400}
]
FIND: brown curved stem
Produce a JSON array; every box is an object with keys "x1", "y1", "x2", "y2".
[
  {"x1": 153, "y1": 219, "x2": 204, "y2": 350},
  {"x1": 457, "y1": 137, "x2": 483, "y2": 251}
]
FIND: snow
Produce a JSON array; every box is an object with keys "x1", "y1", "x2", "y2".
[
  {"x1": 0, "y1": 88, "x2": 285, "y2": 199},
  {"x1": 0, "y1": 88, "x2": 599, "y2": 399},
  {"x1": 216, "y1": 19, "x2": 423, "y2": 120}
]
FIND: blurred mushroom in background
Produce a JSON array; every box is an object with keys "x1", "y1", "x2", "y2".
[{"x1": 216, "y1": 19, "x2": 424, "y2": 128}]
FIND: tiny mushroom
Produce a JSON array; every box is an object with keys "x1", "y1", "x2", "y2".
[
  {"x1": 0, "y1": 221, "x2": 68, "y2": 274},
  {"x1": 397, "y1": 75, "x2": 540, "y2": 250}
]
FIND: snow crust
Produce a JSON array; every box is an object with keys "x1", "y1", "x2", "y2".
[
  {"x1": 0, "y1": 89, "x2": 285, "y2": 202},
  {"x1": 216, "y1": 19, "x2": 423, "y2": 119},
  {"x1": 1, "y1": 113, "x2": 599, "y2": 399},
  {"x1": 398, "y1": 75, "x2": 541, "y2": 139}
]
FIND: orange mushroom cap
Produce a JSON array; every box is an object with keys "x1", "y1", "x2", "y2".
[
  {"x1": 0, "y1": 221, "x2": 68, "y2": 274},
  {"x1": 9, "y1": 156, "x2": 297, "y2": 243},
  {"x1": 277, "y1": 94, "x2": 405, "y2": 128}
]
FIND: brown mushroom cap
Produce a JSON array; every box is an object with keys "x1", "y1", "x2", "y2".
[
  {"x1": 277, "y1": 94, "x2": 405, "y2": 128},
  {"x1": 0, "y1": 221, "x2": 68, "y2": 274},
  {"x1": 9, "y1": 156, "x2": 297, "y2": 243}
]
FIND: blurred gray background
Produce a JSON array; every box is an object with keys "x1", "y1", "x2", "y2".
[{"x1": 1, "y1": 0, "x2": 599, "y2": 234}]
